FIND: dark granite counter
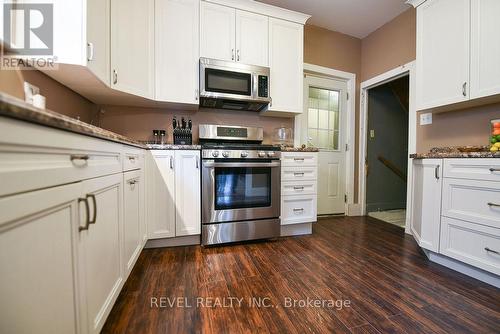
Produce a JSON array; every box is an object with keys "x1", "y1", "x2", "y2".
[
  {"x1": 279, "y1": 146, "x2": 319, "y2": 152},
  {"x1": 145, "y1": 144, "x2": 201, "y2": 150},
  {"x1": 410, "y1": 146, "x2": 500, "y2": 159}
]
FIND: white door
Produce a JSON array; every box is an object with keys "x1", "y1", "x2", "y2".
[
  {"x1": 235, "y1": 10, "x2": 268, "y2": 66},
  {"x1": 411, "y1": 159, "x2": 442, "y2": 252},
  {"x1": 78, "y1": 173, "x2": 123, "y2": 334},
  {"x1": 155, "y1": 0, "x2": 200, "y2": 104},
  {"x1": 0, "y1": 183, "x2": 81, "y2": 334},
  {"x1": 470, "y1": 0, "x2": 500, "y2": 99},
  {"x1": 147, "y1": 151, "x2": 176, "y2": 239},
  {"x1": 268, "y1": 18, "x2": 303, "y2": 113},
  {"x1": 300, "y1": 76, "x2": 347, "y2": 215},
  {"x1": 122, "y1": 170, "x2": 143, "y2": 275},
  {"x1": 175, "y1": 150, "x2": 201, "y2": 236},
  {"x1": 111, "y1": 0, "x2": 154, "y2": 98},
  {"x1": 200, "y1": 1, "x2": 236, "y2": 62},
  {"x1": 86, "y1": 0, "x2": 110, "y2": 85},
  {"x1": 416, "y1": 0, "x2": 470, "y2": 110}
]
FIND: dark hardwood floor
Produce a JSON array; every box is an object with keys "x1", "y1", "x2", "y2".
[{"x1": 103, "y1": 216, "x2": 500, "y2": 334}]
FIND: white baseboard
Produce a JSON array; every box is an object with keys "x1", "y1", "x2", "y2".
[
  {"x1": 145, "y1": 235, "x2": 200, "y2": 248},
  {"x1": 347, "y1": 203, "x2": 362, "y2": 216},
  {"x1": 280, "y1": 222, "x2": 312, "y2": 237},
  {"x1": 424, "y1": 250, "x2": 500, "y2": 288}
]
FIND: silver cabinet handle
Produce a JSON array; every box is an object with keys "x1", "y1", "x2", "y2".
[
  {"x1": 231, "y1": 49, "x2": 235, "y2": 61},
  {"x1": 87, "y1": 42, "x2": 94, "y2": 61},
  {"x1": 196, "y1": 156, "x2": 199, "y2": 169},
  {"x1": 128, "y1": 156, "x2": 136, "y2": 162},
  {"x1": 294, "y1": 158, "x2": 305, "y2": 161},
  {"x1": 293, "y1": 186, "x2": 304, "y2": 190},
  {"x1": 435, "y1": 165, "x2": 440, "y2": 180},
  {"x1": 70, "y1": 154, "x2": 89, "y2": 162},
  {"x1": 462, "y1": 82, "x2": 467, "y2": 97},
  {"x1": 487, "y1": 202, "x2": 500, "y2": 207},
  {"x1": 170, "y1": 156, "x2": 174, "y2": 169},
  {"x1": 128, "y1": 180, "x2": 137, "y2": 185},
  {"x1": 87, "y1": 194, "x2": 97, "y2": 225},
  {"x1": 294, "y1": 172, "x2": 305, "y2": 177},
  {"x1": 78, "y1": 197, "x2": 90, "y2": 232},
  {"x1": 237, "y1": 49, "x2": 240, "y2": 61},
  {"x1": 293, "y1": 208, "x2": 304, "y2": 212},
  {"x1": 113, "y1": 69, "x2": 118, "y2": 84},
  {"x1": 489, "y1": 168, "x2": 500, "y2": 173},
  {"x1": 195, "y1": 89, "x2": 199, "y2": 101},
  {"x1": 485, "y1": 247, "x2": 500, "y2": 255}
]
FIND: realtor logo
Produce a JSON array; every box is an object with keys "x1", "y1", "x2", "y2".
[{"x1": 3, "y1": 3, "x2": 53, "y2": 56}]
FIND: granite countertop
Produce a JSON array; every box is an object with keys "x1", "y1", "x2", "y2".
[
  {"x1": 410, "y1": 146, "x2": 500, "y2": 159},
  {"x1": 279, "y1": 145, "x2": 319, "y2": 152},
  {"x1": 145, "y1": 143, "x2": 201, "y2": 150},
  {"x1": 0, "y1": 92, "x2": 146, "y2": 148}
]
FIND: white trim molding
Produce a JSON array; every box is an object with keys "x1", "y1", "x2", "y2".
[
  {"x1": 405, "y1": 0, "x2": 426, "y2": 8},
  {"x1": 204, "y1": 0, "x2": 311, "y2": 24},
  {"x1": 358, "y1": 61, "x2": 417, "y2": 234},
  {"x1": 301, "y1": 63, "x2": 357, "y2": 216}
]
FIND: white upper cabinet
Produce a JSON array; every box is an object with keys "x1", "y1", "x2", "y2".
[
  {"x1": 416, "y1": 0, "x2": 470, "y2": 111},
  {"x1": 470, "y1": 0, "x2": 500, "y2": 99},
  {"x1": 174, "y1": 150, "x2": 201, "y2": 236},
  {"x1": 111, "y1": 0, "x2": 155, "y2": 99},
  {"x1": 268, "y1": 18, "x2": 304, "y2": 114},
  {"x1": 411, "y1": 159, "x2": 443, "y2": 253},
  {"x1": 200, "y1": 2, "x2": 236, "y2": 62},
  {"x1": 86, "y1": 0, "x2": 110, "y2": 85},
  {"x1": 156, "y1": 0, "x2": 200, "y2": 104},
  {"x1": 235, "y1": 10, "x2": 269, "y2": 66}
]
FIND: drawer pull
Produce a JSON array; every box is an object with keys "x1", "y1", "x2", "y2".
[
  {"x1": 128, "y1": 180, "x2": 137, "y2": 185},
  {"x1": 78, "y1": 197, "x2": 90, "y2": 232},
  {"x1": 485, "y1": 247, "x2": 500, "y2": 255},
  {"x1": 435, "y1": 165, "x2": 440, "y2": 180},
  {"x1": 70, "y1": 154, "x2": 90, "y2": 164},
  {"x1": 487, "y1": 202, "x2": 500, "y2": 208},
  {"x1": 88, "y1": 194, "x2": 97, "y2": 225},
  {"x1": 294, "y1": 158, "x2": 305, "y2": 161},
  {"x1": 490, "y1": 168, "x2": 500, "y2": 173},
  {"x1": 128, "y1": 156, "x2": 136, "y2": 162},
  {"x1": 293, "y1": 186, "x2": 304, "y2": 191},
  {"x1": 294, "y1": 172, "x2": 305, "y2": 177},
  {"x1": 293, "y1": 208, "x2": 304, "y2": 212}
]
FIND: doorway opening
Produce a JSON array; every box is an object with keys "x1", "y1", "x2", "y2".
[{"x1": 365, "y1": 75, "x2": 409, "y2": 228}]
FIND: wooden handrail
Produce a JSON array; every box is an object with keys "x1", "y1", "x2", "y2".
[{"x1": 377, "y1": 155, "x2": 406, "y2": 182}]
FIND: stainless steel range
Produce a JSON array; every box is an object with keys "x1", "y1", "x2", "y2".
[{"x1": 200, "y1": 124, "x2": 281, "y2": 246}]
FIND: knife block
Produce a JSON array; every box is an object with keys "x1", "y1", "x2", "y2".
[{"x1": 173, "y1": 128, "x2": 192, "y2": 145}]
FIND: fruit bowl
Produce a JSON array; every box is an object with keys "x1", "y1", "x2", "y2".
[{"x1": 490, "y1": 119, "x2": 500, "y2": 152}]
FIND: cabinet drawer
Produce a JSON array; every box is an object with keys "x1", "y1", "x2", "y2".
[
  {"x1": 442, "y1": 178, "x2": 500, "y2": 229},
  {"x1": 123, "y1": 150, "x2": 143, "y2": 171},
  {"x1": 281, "y1": 180, "x2": 317, "y2": 196},
  {"x1": 440, "y1": 217, "x2": 500, "y2": 276},
  {"x1": 282, "y1": 167, "x2": 317, "y2": 181},
  {"x1": 0, "y1": 147, "x2": 122, "y2": 197},
  {"x1": 281, "y1": 152, "x2": 317, "y2": 167},
  {"x1": 444, "y1": 159, "x2": 500, "y2": 182},
  {"x1": 281, "y1": 195, "x2": 317, "y2": 225}
]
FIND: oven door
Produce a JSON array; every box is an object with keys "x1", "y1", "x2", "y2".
[{"x1": 202, "y1": 160, "x2": 281, "y2": 224}]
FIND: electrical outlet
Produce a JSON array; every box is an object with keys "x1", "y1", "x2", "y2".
[
  {"x1": 420, "y1": 113, "x2": 432, "y2": 125},
  {"x1": 23, "y1": 82, "x2": 40, "y2": 104}
]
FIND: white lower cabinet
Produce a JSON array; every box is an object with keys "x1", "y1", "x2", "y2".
[
  {"x1": 147, "y1": 150, "x2": 201, "y2": 239},
  {"x1": 411, "y1": 159, "x2": 443, "y2": 252},
  {"x1": 78, "y1": 173, "x2": 123, "y2": 334},
  {"x1": 0, "y1": 183, "x2": 82, "y2": 334}
]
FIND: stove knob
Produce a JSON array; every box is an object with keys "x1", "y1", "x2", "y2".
[
  {"x1": 222, "y1": 151, "x2": 230, "y2": 158},
  {"x1": 241, "y1": 151, "x2": 248, "y2": 158},
  {"x1": 267, "y1": 152, "x2": 275, "y2": 157},
  {"x1": 258, "y1": 152, "x2": 266, "y2": 158},
  {"x1": 212, "y1": 151, "x2": 220, "y2": 158}
]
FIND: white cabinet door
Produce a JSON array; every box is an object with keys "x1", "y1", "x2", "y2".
[
  {"x1": 175, "y1": 150, "x2": 201, "y2": 236},
  {"x1": 123, "y1": 170, "x2": 143, "y2": 276},
  {"x1": 0, "y1": 183, "x2": 81, "y2": 334},
  {"x1": 86, "y1": 0, "x2": 110, "y2": 85},
  {"x1": 147, "y1": 151, "x2": 176, "y2": 239},
  {"x1": 416, "y1": 0, "x2": 470, "y2": 110},
  {"x1": 235, "y1": 10, "x2": 269, "y2": 66},
  {"x1": 200, "y1": 1, "x2": 236, "y2": 62},
  {"x1": 470, "y1": 0, "x2": 500, "y2": 99},
  {"x1": 78, "y1": 173, "x2": 123, "y2": 334},
  {"x1": 111, "y1": 0, "x2": 154, "y2": 98},
  {"x1": 156, "y1": 0, "x2": 200, "y2": 104},
  {"x1": 411, "y1": 159, "x2": 443, "y2": 252},
  {"x1": 268, "y1": 18, "x2": 304, "y2": 114}
]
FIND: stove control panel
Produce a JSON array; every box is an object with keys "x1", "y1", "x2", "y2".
[{"x1": 202, "y1": 149, "x2": 281, "y2": 160}]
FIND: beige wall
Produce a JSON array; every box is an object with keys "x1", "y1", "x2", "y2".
[
  {"x1": 0, "y1": 68, "x2": 96, "y2": 123},
  {"x1": 361, "y1": 8, "x2": 416, "y2": 82},
  {"x1": 98, "y1": 106, "x2": 293, "y2": 144}
]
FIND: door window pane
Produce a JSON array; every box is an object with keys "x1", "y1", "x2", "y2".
[{"x1": 308, "y1": 86, "x2": 341, "y2": 150}]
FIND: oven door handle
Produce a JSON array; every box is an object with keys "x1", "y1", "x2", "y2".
[{"x1": 203, "y1": 161, "x2": 281, "y2": 168}]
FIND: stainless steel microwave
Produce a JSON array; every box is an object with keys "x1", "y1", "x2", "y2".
[{"x1": 199, "y1": 57, "x2": 271, "y2": 112}]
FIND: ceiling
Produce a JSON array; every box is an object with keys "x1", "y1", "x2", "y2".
[{"x1": 256, "y1": 0, "x2": 411, "y2": 39}]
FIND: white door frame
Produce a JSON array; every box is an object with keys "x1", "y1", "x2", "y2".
[
  {"x1": 297, "y1": 63, "x2": 356, "y2": 216},
  {"x1": 358, "y1": 61, "x2": 416, "y2": 234}
]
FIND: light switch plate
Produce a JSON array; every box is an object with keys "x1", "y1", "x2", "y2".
[{"x1": 420, "y1": 113, "x2": 432, "y2": 125}]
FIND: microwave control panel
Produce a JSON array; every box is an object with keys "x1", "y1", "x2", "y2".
[{"x1": 258, "y1": 75, "x2": 269, "y2": 98}]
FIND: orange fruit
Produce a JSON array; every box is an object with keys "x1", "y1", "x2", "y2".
[
  {"x1": 494, "y1": 129, "x2": 500, "y2": 136},
  {"x1": 493, "y1": 122, "x2": 500, "y2": 129}
]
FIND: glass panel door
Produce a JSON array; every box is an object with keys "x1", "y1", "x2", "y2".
[{"x1": 307, "y1": 87, "x2": 340, "y2": 150}]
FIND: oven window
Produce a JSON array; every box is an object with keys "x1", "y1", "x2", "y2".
[
  {"x1": 215, "y1": 167, "x2": 271, "y2": 210},
  {"x1": 205, "y1": 68, "x2": 252, "y2": 96}
]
